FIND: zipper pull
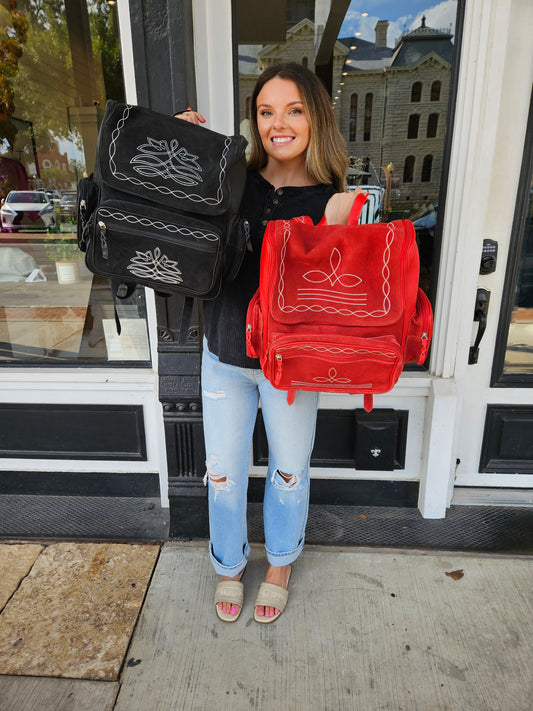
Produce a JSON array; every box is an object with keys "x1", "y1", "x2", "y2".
[
  {"x1": 243, "y1": 220, "x2": 252, "y2": 251},
  {"x1": 275, "y1": 353, "x2": 283, "y2": 385},
  {"x1": 78, "y1": 200, "x2": 87, "y2": 231},
  {"x1": 98, "y1": 220, "x2": 108, "y2": 259},
  {"x1": 246, "y1": 323, "x2": 252, "y2": 348},
  {"x1": 419, "y1": 331, "x2": 429, "y2": 363}
]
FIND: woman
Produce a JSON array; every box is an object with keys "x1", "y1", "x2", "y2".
[{"x1": 178, "y1": 63, "x2": 358, "y2": 623}]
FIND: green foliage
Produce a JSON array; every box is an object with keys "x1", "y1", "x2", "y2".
[
  {"x1": 0, "y1": 1, "x2": 29, "y2": 148},
  {"x1": 5, "y1": 0, "x2": 125, "y2": 176},
  {"x1": 44, "y1": 235, "x2": 79, "y2": 260},
  {"x1": 89, "y1": 0, "x2": 125, "y2": 103}
]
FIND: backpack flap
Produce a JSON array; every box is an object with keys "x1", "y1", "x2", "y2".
[
  {"x1": 269, "y1": 217, "x2": 418, "y2": 328},
  {"x1": 95, "y1": 101, "x2": 247, "y2": 217}
]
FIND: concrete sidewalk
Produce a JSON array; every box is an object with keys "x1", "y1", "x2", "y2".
[{"x1": 0, "y1": 541, "x2": 531, "y2": 710}]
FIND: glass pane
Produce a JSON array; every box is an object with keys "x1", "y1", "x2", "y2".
[
  {"x1": 503, "y1": 172, "x2": 533, "y2": 374},
  {"x1": 235, "y1": 0, "x2": 459, "y2": 297},
  {"x1": 0, "y1": 0, "x2": 150, "y2": 364}
]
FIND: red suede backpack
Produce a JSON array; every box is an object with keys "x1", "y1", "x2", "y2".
[{"x1": 246, "y1": 193, "x2": 433, "y2": 411}]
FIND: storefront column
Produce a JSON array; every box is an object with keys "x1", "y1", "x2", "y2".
[
  {"x1": 418, "y1": 378, "x2": 458, "y2": 518},
  {"x1": 127, "y1": 0, "x2": 208, "y2": 536}
]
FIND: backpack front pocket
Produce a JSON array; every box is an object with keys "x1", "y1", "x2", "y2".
[
  {"x1": 88, "y1": 203, "x2": 223, "y2": 296},
  {"x1": 266, "y1": 335, "x2": 403, "y2": 395}
]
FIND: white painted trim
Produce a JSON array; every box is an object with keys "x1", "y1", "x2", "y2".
[
  {"x1": 455, "y1": 473, "x2": 533, "y2": 488},
  {"x1": 446, "y1": 0, "x2": 533, "y2": 491},
  {"x1": 143, "y1": 289, "x2": 169, "y2": 505},
  {"x1": 437, "y1": 0, "x2": 533, "y2": 381},
  {"x1": 431, "y1": 1, "x2": 509, "y2": 379},
  {"x1": 418, "y1": 378, "x2": 458, "y2": 518},
  {"x1": 117, "y1": 0, "x2": 138, "y2": 104},
  {"x1": 453, "y1": 487, "x2": 533, "y2": 506},
  {"x1": 0, "y1": 368, "x2": 169, "y2": 504},
  {"x1": 414, "y1": 0, "x2": 533, "y2": 508},
  {"x1": 192, "y1": 0, "x2": 234, "y2": 134}
]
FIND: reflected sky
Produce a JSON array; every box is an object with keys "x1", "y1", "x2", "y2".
[{"x1": 339, "y1": 0, "x2": 457, "y2": 43}]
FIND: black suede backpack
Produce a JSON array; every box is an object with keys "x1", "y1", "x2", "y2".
[{"x1": 77, "y1": 100, "x2": 248, "y2": 300}]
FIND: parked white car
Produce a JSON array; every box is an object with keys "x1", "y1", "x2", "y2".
[{"x1": 0, "y1": 190, "x2": 57, "y2": 232}]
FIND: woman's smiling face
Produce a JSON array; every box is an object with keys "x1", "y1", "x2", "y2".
[{"x1": 256, "y1": 76, "x2": 311, "y2": 166}]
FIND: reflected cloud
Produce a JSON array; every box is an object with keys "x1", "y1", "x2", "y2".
[{"x1": 340, "y1": 0, "x2": 457, "y2": 45}]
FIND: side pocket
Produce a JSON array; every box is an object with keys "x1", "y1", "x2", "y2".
[
  {"x1": 404, "y1": 288, "x2": 433, "y2": 364},
  {"x1": 77, "y1": 178, "x2": 100, "y2": 252},
  {"x1": 246, "y1": 289, "x2": 263, "y2": 359},
  {"x1": 224, "y1": 217, "x2": 250, "y2": 282}
]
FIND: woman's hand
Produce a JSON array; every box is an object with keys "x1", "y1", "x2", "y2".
[
  {"x1": 324, "y1": 188, "x2": 363, "y2": 225},
  {"x1": 173, "y1": 110, "x2": 206, "y2": 125}
]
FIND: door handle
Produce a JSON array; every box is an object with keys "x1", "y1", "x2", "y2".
[{"x1": 468, "y1": 288, "x2": 491, "y2": 364}]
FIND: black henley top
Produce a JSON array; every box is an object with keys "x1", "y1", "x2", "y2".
[{"x1": 203, "y1": 170, "x2": 337, "y2": 368}]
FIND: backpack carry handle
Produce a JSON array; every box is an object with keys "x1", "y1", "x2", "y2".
[
  {"x1": 317, "y1": 190, "x2": 369, "y2": 227},
  {"x1": 347, "y1": 191, "x2": 369, "y2": 226}
]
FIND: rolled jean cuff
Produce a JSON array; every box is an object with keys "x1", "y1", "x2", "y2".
[
  {"x1": 265, "y1": 537, "x2": 304, "y2": 568},
  {"x1": 208, "y1": 542, "x2": 250, "y2": 576}
]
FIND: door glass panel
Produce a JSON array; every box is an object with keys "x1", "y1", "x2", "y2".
[
  {"x1": 501, "y1": 162, "x2": 533, "y2": 376},
  {"x1": 235, "y1": 0, "x2": 460, "y2": 299},
  {"x1": 0, "y1": 0, "x2": 150, "y2": 364}
]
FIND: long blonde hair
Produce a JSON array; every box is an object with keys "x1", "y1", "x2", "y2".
[{"x1": 247, "y1": 63, "x2": 348, "y2": 192}]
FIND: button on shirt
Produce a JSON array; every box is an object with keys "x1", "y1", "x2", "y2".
[{"x1": 203, "y1": 170, "x2": 337, "y2": 368}]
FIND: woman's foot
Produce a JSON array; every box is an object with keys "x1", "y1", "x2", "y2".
[
  {"x1": 216, "y1": 570, "x2": 244, "y2": 618},
  {"x1": 255, "y1": 564, "x2": 291, "y2": 620}
]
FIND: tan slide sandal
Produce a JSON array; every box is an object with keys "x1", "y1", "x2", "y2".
[
  {"x1": 214, "y1": 579, "x2": 244, "y2": 622},
  {"x1": 254, "y1": 569, "x2": 291, "y2": 624}
]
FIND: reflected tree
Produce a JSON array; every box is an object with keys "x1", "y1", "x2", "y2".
[
  {"x1": 0, "y1": 0, "x2": 29, "y2": 149},
  {"x1": 4, "y1": 0, "x2": 124, "y2": 179}
]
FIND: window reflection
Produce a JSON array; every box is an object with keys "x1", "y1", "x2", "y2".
[
  {"x1": 503, "y1": 173, "x2": 533, "y2": 374},
  {"x1": 408, "y1": 114, "x2": 420, "y2": 139},
  {"x1": 363, "y1": 93, "x2": 373, "y2": 141},
  {"x1": 427, "y1": 113, "x2": 439, "y2": 138},
  {"x1": 431, "y1": 81, "x2": 441, "y2": 101},
  {"x1": 236, "y1": 0, "x2": 458, "y2": 297},
  {"x1": 0, "y1": 0, "x2": 149, "y2": 364},
  {"x1": 421, "y1": 155, "x2": 433, "y2": 182}
]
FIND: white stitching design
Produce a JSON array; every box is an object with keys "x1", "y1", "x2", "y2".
[
  {"x1": 127, "y1": 246, "x2": 183, "y2": 284},
  {"x1": 98, "y1": 208, "x2": 219, "y2": 241},
  {"x1": 290, "y1": 380, "x2": 373, "y2": 388},
  {"x1": 108, "y1": 105, "x2": 229, "y2": 206},
  {"x1": 303, "y1": 247, "x2": 362, "y2": 287},
  {"x1": 297, "y1": 289, "x2": 368, "y2": 305},
  {"x1": 313, "y1": 367, "x2": 352, "y2": 384},
  {"x1": 279, "y1": 344, "x2": 397, "y2": 359},
  {"x1": 131, "y1": 137, "x2": 203, "y2": 187},
  {"x1": 277, "y1": 221, "x2": 395, "y2": 317}
]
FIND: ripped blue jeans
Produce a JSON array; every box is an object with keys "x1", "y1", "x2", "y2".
[{"x1": 201, "y1": 340, "x2": 319, "y2": 576}]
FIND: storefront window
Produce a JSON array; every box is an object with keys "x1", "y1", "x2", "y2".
[
  {"x1": 0, "y1": 0, "x2": 150, "y2": 364},
  {"x1": 235, "y1": 0, "x2": 460, "y2": 298}
]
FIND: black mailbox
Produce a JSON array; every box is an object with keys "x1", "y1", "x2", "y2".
[{"x1": 354, "y1": 409, "x2": 406, "y2": 471}]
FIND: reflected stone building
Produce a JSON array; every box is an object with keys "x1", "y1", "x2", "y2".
[{"x1": 238, "y1": 16, "x2": 454, "y2": 212}]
